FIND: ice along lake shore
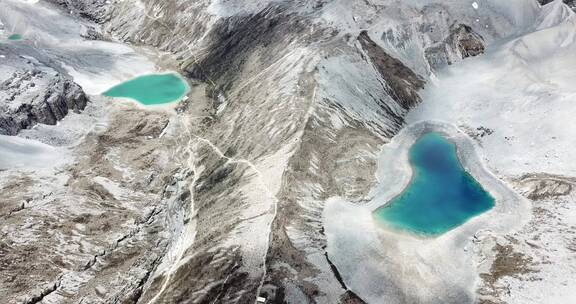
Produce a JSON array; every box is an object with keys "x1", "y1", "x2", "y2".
[
  {"x1": 323, "y1": 121, "x2": 531, "y2": 304},
  {"x1": 102, "y1": 72, "x2": 190, "y2": 106},
  {"x1": 373, "y1": 132, "x2": 495, "y2": 236}
]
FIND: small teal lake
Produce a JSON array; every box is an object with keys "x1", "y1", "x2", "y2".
[
  {"x1": 102, "y1": 73, "x2": 188, "y2": 105},
  {"x1": 8, "y1": 34, "x2": 22, "y2": 41},
  {"x1": 374, "y1": 132, "x2": 494, "y2": 236}
]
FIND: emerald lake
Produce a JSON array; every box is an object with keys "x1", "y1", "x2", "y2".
[
  {"x1": 102, "y1": 73, "x2": 188, "y2": 105},
  {"x1": 373, "y1": 132, "x2": 495, "y2": 236},
  {"x1": 8, "y1": 34, "x2": 22, "y2": 41}
]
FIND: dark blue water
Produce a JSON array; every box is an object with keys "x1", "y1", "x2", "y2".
[{"x1": 373, "y1": 132, "x2": 494, "y2": 236}]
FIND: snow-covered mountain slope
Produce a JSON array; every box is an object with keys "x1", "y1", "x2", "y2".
[
  {"x1": 409, "y1": 4, "x2": 576, "y2": 176},
  {"x1": 1, "y1": 0, "x2": 575, "y2": 303}
]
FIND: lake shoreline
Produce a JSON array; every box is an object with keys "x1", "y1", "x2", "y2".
[
  {"x1": 373, "y1": 131, "x2": 496, "y2": 236},
  {"x1": 323, "y1": 121, "x2": 531, "y2": 304}
]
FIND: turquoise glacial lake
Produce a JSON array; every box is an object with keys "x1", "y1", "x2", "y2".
[
  {"x1": 103, "y1": 73, "x2": 188, "y2": 105},
  {"x1": 374, "y1": 132, "x2": 494, "y2": 236},
  {"x1": 8, "y1": 34, "x2": 22, "y2": 41}
]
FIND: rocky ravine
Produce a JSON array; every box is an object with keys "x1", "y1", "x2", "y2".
[{"x1": 1, "y1": 0, "x2": 575, "y2": 304}]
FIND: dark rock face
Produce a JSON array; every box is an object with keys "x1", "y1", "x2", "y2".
[
  {"x1": 539, "y1": 0, "x2": 576, "y2": 10},
  {"x1": 454, "y1": 24, "x2": 485, "y2": 58},
  {"x1": 0, "y1": 65, "x2": 87, "y2": 136},
  {"x1": 425, "y1": 24, "x2": 485, "y2": 70},
  {"x1": 80, "y1": 25, "x2": 105, "y2": 40},
  {"x1": 184, "y1": 6, "x2": 309, "y2": 88},
  {"x1": 516, "y1": 174, "x2": 575, "y2": 201},
  {"x1": 45, "y1": 0, "x2": 110, "y2": 23},
  {"x1": 358, "y1": 31, "x2": 426, "y2": 109}
]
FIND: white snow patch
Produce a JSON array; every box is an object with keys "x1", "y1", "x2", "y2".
[
  {"x1": 408, "y1": 12, "x2": 576, "y2": 176},
  {"x1": 0, "y1": 135, "x2": 68, "y2": 170}
]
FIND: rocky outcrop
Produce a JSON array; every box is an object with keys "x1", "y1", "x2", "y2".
[
  {"x1": 425, "y1": 24, "x2": 485, "y2": 70},
  {"x1": 0, "y1": 54, "x2": 87, "y2": 136},
  {"x1": 45, "y1": 0, "x2": 110, "y2": 23},
  {"x1": 515, "y1": 173, "x2": 574, "y2": 200},
  {"x1": 183, "y1": 6, "x2": 309, "y2": 87},
  {"x1": 358, "y1": 31, "x2": 426, "y2": 109},
  {"x1": 453, "y1": 25, "x2": 485, "y2": 58},
  {"x1": 540, "y1": 0, "x2": 576, "y2": 11}
]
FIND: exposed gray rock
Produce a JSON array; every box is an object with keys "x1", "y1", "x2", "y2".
[
  {"x1": 80, "y1": 25, "x2": 105, "y2": 40},
  {"x1": 45, "y1": 0, "x2": 110, "y2": 23},
  {"x1": 0, "y1": 107, "x2": 184, "y2": 304},
  {"x1": 425, "y1": 24, "x2": 485, "y2": 70},
  {"x1": 0, "y1": 51, "x2": 87, "y2": 136},
  {"x1": 516, "y1": 173, "x2": 574, "y2": 201},
  {"x1": 540, "y1": 0, "x2": 576, "y2": 10},
  {"x1": 358, "y1": 30, "x2": 426, "y2": 109}
]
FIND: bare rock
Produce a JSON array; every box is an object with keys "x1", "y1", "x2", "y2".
[
  {"x1": 44, "y1": 0, "x2": 111, "y2": 23},
  {"x1": 358, "y1": 30, "x2": 426, "y2": 109},
  {"x1": 80, "y1": 25, "x2": 105, "y2": 40},
  {"x1": 515, "y1": 173, "x2": 574, "y2": 201},
  {"x1": 425, "y1": 24, "x2": 485, "y2": 70},
  {"x1": 0, "y1": 54, "x2": 88, "y2": 135},
  {"x1": 539, "y1": 0, "x2": 576, "y2": 11}
]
